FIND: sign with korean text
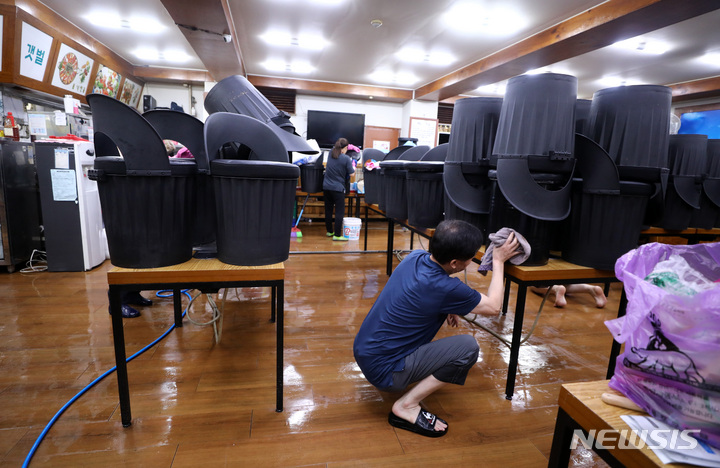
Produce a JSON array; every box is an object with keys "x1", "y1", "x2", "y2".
[
  {"x1": 19, "y1": 22, "x2": 53, "y2": 81},
  {"x1": 51, "y1": 44, "x2": 94, "y2": 95}
]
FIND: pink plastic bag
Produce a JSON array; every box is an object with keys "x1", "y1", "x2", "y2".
[{"x1": 606, "y1": 242, "x2": 720, "y2": 448}]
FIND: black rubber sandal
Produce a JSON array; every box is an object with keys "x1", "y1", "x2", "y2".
[{"x1": 388, "y1": 410, "x2": 448, "y2": 438}]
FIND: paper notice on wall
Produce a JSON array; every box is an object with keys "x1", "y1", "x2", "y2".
[
  {"x1": 51, "y1": 169, "x2": 77, "y2": 201},
  {"x1": 28, "y1": 114, "x2": 48, "y2": 136},
  {"x1": 54, "y1": 148, "x2": 70, "y2": 169},
  {"x1": 54, "y1": 111, "x2": 67, "y2": 127},
  {"x1": 373, "y1": 140, "x2": 390, "y2": 152}
]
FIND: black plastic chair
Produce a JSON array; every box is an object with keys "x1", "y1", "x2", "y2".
[
  {"x1": 144, "y1": 110, "x2": 216, "y2": 247},
  {"x1": 204, "y1": 112, "x2": 299, "y2": 266},
  {"x1": 87, "y1": 94, "x2": 197, "y2": 268}
]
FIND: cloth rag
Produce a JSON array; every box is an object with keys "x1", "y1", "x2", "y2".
[{"x1": 477, "y1": 228, "x2": 531, "y2": 275}]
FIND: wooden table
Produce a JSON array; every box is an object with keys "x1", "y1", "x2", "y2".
[
  {"x1": 502, "y1": 259, "x2": 624, "y2": 400},
  {"x1": 108, "y1": 258, "x2": 285, "y2": 427},
  {"x1": 548, "y1": 380, "x2": 694, "y2": 467}
]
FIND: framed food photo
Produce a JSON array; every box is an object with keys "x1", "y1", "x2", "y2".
[
  {"x1": 51, "y1": 43, "x2": 94, "y2": 95},
  {"x1": 92, "y1": 64, "x2": 121, "y2": 98},
  {"x1": 119, "y1": 79, "x2": 142, "y2": 109}
]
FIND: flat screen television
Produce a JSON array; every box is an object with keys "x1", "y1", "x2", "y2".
[
  {"x1": 679, "y1": 109, "x2": 720, "y2": 138},
  {"x1": 307, "y1": 110, "x2": 365, "y2": 149}
]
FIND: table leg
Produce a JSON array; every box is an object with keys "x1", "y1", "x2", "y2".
[
  {"x1": 271, "y1": 286, "x2": 277, "y2": 323},
  {"x1": 548, "y1": 407, "x2": 577, "y2": 468},
  {"x1": 276, "y1": 281, "x2": 284, "y2": 413},
  {"x1": 387, "y1": 219, "x2": 394, "y2": 276},
  {"x1": 364, "y1": 204, "x2": 369, "y2": 252},
  {"x1": 109, "y1": 286, "x2": 132, "y2": 427},
  {"x1": 502, "y1": 279, "x2": 511, "y2": 316},
  {"x1": 505, "y1": 284, "x2": 527, "y2": 400},
  {"x1": 606, "y1": 288, "x2": 627, "y2": 379},
  {"x1": 173, "y1": 289, "x2": 183, "y2": 327}
]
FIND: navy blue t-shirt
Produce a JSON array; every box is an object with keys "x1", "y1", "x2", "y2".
[
  {"x1": 323, "y1": 153, "x2": 354, "y2": 192},
  {"x1": 353, "y1": 250, "x2": 481, "y2": 389}
]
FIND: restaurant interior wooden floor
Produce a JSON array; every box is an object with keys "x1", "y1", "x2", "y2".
[{"x1": 0, "y1": 220, "x2": 622, "y2": 467}]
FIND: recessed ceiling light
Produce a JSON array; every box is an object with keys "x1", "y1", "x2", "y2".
[
  {"x1": 396, "y1": 48, "x2": 455, "y2": 66},
  {"x1": 598, "y1": 76, "x2": 642, "y2": 87},
  {"x1": 133, "y1": 48, "x2": 159, "y2": 60},
  {"x1": 260, "y1": 32, "x2": 328, "y2": 50},
  {"x1": 262, "y1": 60, "x2": 315, "y2": 74},
  {"x1": 369, "y1": 71, "x2": 418, "y2": 86},
  {"x1": 85, "y1": 12, "x2": 165, "y2": 33},
  {"x1": 443, "y1": 3, "x2": 525, "y2": 36},
  {"x1": 697, "y1": 52, "x2": 720, "y2": 66},
  {"x1": 611, "y1": 37, "x2": 669, "y2": 55},
  {"x1": 162, "y1": 50, "x2": 192, "y2": 63},
  {"x1": 476, "y1": 83, "x2": 507, "y2": 95}
]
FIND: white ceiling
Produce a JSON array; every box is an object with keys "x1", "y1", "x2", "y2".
[{"x1": 37, "y1": 0, "x2": 720, "y2": 100}]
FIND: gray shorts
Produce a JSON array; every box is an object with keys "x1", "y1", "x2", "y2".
[{"x1": 386, "y1": 334, "x2": 479, "y2": 393}]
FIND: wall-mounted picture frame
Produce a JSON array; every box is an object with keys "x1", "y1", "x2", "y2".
[
  {"x1": 92, "y1": 64, "x2": 121, "y2": 98},
  {"x1": 51, "y1": 43, "x2": 94, "y2": 95}
]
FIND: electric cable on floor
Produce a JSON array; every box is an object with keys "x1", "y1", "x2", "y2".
[
  {"x1": 460, "y1": 275, "x2": 553, "y2": 348},
  {"x1": 22, "y1": 289, "x2": 193, "y2": 468}
]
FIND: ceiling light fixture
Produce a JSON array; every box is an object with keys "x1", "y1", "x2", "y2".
[
  {"x1": 370, "y1": 19, "x2": 383, "y2": 28},
  {"x1": 369, "y1": 71, "x2": 418, "y2": 86},
  {"x1": 85, "y1": 12, "x2": 165, "y2": 33},
  {"x1": 397, "y1": 48, "x2": 455, "y2": 66},
  {"x1": 260, "y1": 32, "x2": 328, "y2": 50},
  {"x1": 476, "y1": 82, "x2": 507, "y2": 95},
  {"x1": 443, "y1": 3, "x2": 525, "y2": 36},
  {"x1": 611, "y1": 37, "x2": 669, "y2": 55},
  {"x1": 697, "y1": 52, "x2": 720, "y2": 66}
]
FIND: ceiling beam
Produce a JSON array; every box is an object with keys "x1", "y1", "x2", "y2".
[
  {"x1": 133, "y1": 67, "x2": 213, "y2": 85},
  {"x1": 248, "y1": 75, "x2": 414, "y2": 103},
  {"x1": 415, "y1": 0, "x2": 720, "y2": 101},
  {"x1": 670, "y1": 76, "x2": 720, "y2": 103},
  {"x1": 159, "y1": 0, "x2": 244, "y2": 82}
]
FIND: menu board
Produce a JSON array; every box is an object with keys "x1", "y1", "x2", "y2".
[
  {"x1": 19, "y1": 22, "x2": 54, "y2": 81},
  {"x1": 119, "y1": 78, "x2": 142, "y2": 108},
  {"x1": 51, "y1": 43, "x2": 94, "y2": 95},
  {"x1": 92, "y1": 64, "x2": 121, "y2": 98},
  {"x1": 409, "y1": 117, "x2": 439, "y2": 147}
]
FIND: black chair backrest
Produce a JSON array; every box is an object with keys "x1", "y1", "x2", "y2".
[
  {"x1": 143, "y1": 110, "x2": 209, "y2": 173},
  {"x1": 362, "y1": 148, "x2": 386, "y2": 163},
  {"x1": 399, "y1": 145, "x2": 430, "y2": 161},
  {"x1": 204, "y1": 112, "x2": 288, "y2": 163},
  {"x1": 421, "y1": 143, "x2": 449, "y2": 161},
  {"x1": 86, "y1": 93, "x2": 170, "y2": 175}
]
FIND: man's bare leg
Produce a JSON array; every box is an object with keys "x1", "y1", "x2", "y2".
[{"x1": 391, "y1": 375, "x2": 447, "y2": 432}]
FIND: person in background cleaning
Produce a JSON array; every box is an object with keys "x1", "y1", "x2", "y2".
[
  {"x1": 323, "y1": 137, "x2": 355, "y2": 241},
  {"x1": 353, "y1": 220, "x2": 520, "y2": 437}
]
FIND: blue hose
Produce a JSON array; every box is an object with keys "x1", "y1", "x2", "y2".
[{"x1": 22, "y1": 289, "x2": 192, "y2": 468}]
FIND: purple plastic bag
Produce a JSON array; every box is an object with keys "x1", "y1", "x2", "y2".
[{"x1": 606, "y1": 242, "x2": 720, "y2": 448}]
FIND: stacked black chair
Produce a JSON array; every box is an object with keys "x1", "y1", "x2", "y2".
[
  {"x1": 690, "y1": 139, "x2": 720, "y2": 228},
  {"x1": 205, "y1": 113, "x2": 299, "y2": 266},
  {"x1": 361, "y1": 148, "x2": 385, "y2": 205},
  {"x1": 380, "y1": 145, "x2": 429, "y2": 220},
  {"x1": 586, "y1": 85, "x2": 671, "y2": 227},
  {"x1": 444, "y1": 97, "x2": 503, "y2": 236},
  {"x1": 299, "y1": 154, "x2": 324, "y2": 193},
  {"x1": 376, "y1": 143, "x2": 414, "y2": 212},
  {"x1": 658, "y1": 134, "x2": 707, "y2": 230},
  {"x1": 204, "y1": 75, "x2": 315, "y2": 154},
  {"x1": 143, "y1": 110, "x2": 215, "y2": 248},
  {"x1": 87, "y1": 94, "x2": 197, "y2": 269},
  {"x1": 405, "y1": 144, "x2": 448, "y2": 229},
  {"x1": 490, "y1": 73, "x2": 577, "y2": 266}
]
